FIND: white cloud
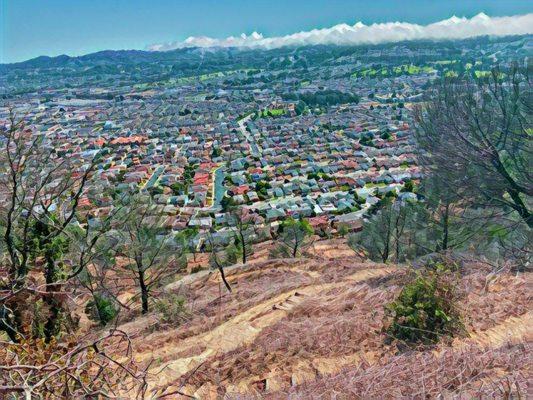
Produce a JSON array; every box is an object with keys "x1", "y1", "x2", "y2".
[{"x1": 148, "y1": 13, "x2": 533, "y2": 51}]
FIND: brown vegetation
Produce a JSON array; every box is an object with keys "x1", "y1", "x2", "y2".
[{"x1": 116, "y1": 239, "x2": 531, "y2": 398}]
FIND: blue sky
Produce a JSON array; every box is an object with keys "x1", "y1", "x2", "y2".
[{"x1": 1, "y1": 0, "x2": 532, "y2": 63}]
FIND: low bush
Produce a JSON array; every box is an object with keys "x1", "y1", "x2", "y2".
[
  {"x1": 85, "y1": 294, "x2": 118, "y2": 326},
  {"x1": 384, "y1": 264, "x2": 463, "y2": 344},
  {"x1": 155, "y1": 294, "x2": 190, "y2": 326}
]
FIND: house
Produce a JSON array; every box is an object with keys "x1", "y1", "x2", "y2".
[
  {"x1": 188, "y1": 217, "x2": 212, "y2": 229},
  {"x1": 333, "y1": 212, "x2": 364, "y2": 231},
  {"x1": 247, "y1": 191, "x2": 259, "y2": 202},
  {"x1": 230, "y1": 185, "x2": 249, "y2": 196},
  {"x1": 308, "y1": 215, "x2": 330, "y2": 231},
  {"x1": 266, "y1": 208, "x2": 286, "y2": 222}
]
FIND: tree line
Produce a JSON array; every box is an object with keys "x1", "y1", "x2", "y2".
[{"x1": 282, "y1": 89, "x2": 360, "y2": 107}]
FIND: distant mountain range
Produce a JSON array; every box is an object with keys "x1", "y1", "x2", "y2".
[{"x1": 2, "y1": 34, "x2": 531, "y2": 72}]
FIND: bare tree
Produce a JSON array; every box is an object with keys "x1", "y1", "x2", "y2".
[
  {"x1": 68, "y1": 192, "x2": 144, "y2": 325},
  {"x1": 116, "y1": 195, "x2": 187, "y2": 314},
  {"x1": 205, "y1": 232, "x2": 232, "y2": 293},
  {"x1": 414, "y1": 64, "x2": 532, "y2": 228},
  {"x1": 72, "y1": 224, "x2": 123, "y2": 325},
  {"x1": 227, "y1": 206, "x2": 257, "y2": 264},
  {"x1": 0, "y1": 110, "x2": 99, "y2": 341},
  {"x1": 0, "y1": 111, "x2": 154, "y2": 398},
  {"x1": 418, "y1": 175, "x2": 489, "y2": 254},
  {"x1": 350, "y1": 197, "x2": 432, "y2": 263},
  {"x1": 351, "y1": 198, "x2": 396, "y2": 263},
  {"x1": 0, "y1": 328, "x2": 147, "y2": 399}
]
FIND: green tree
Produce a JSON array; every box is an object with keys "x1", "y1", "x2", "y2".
[
  {"x1": 211, "y1": 147, "x2": 222, "y2": 158},
  {"x1": 85, "y1": 294, "x2": 118, "y2": 326},
  {"x1": 295, "y1": 100, "x2": 307, "y2": 115},
  {"x1": 272, "y1": 218, "x2": 314, "y2": 258},
  {"x1": 220, "y1": 195, "x2": 236, "y2": 212},
  {"x1": 337, "y1": 223, "x2": 350, "y2": 238},
  {"x1": 176, "y1": 226, "x2": 199, "y2": 261}
]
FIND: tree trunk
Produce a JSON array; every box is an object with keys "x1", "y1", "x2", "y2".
[
  {"x1": 493, "y1": 153, "x2": 532, "y2": 227},
  {"x1": 43, "y1": 254, "x2": 60, "y2": 342},
  {"x1": 441, "y1": 203, "x2": 450, "y2": 251},
  {"x1": 382, "y1": 214, "x2": 392, "y2": 263},
  {"x1": 292, "y1": 240, "x2": 298, "y2": 258},
  {"x1": 382, "y1": 241, "x2": 389, "y2": 263},
  {"x1": 395, "y1": 216, "x2": 401, "y2": 263},
  {"x1": 0, "y1": 306, "x2": 19, "y2": 342},
  {"x1": 239, "y1": 231, "x2": 247, "y2": 264},
  {"x1": 507, "y1": 188, "x2": 532, "y2": 228},
  {"x1": 138, "y1": 269, "x2": 149, "y2": 314},
  {"x1": 217, "y1": 265, "x2": 232, "y2": 293}
]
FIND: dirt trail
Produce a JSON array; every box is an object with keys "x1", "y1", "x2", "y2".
[
  {"x1": 225, "y1": 350, "x2": 379, "y2": 394},
  {"x1": 223, "y1": 302, "x2": 533, "y2": 395},
  {"x1": 142, "y1": 266, "x2": 397, "y2": 391},
  {"x1": 453, "y1": 311, "x2": 532, "y2": 351},
  {"x1": 118, "y1": 259, "x2": 313, "y2": 338},
  {"x1": 308, "y1": 240, "x2": 357, "y2": 259}
]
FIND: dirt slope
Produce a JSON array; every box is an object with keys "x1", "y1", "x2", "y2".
[{"x1": 118, "y1": 239, "x2": 532, "y2": 399}]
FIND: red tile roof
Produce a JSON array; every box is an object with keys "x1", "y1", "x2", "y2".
[
  {"x1": 232, "y1": 185, "x2": 249, "y2": 195},
  {"x1": 110, "y1": 135, "x2": 146, "y2": 146}
]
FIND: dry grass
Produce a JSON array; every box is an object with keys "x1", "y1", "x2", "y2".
[
  {"x1": 272, "y1": 343, "x2": 531, "y2": 399},
  {"x1": 113, "y1": 239, "x2": 531, "y2": 398}
]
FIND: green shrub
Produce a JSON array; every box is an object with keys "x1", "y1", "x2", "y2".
[
  {"x1": 401, "y1": 180, "x2": 415, "y2": 193},
  {"x1": 155, "y1": 294, "x2": 189, "y2": 325},
  {"x1": 85, "y1": 294, "x2": 118, "y2": 326},
  {"x1": 225, "y1": 243, "x2": 241, "y2": 265},
  {"x1": 385, "y1": 266, "x2": 462, "y2": 344},
  {"x1": 337, "y1": 223, "x2": 350, "y2": 238}
]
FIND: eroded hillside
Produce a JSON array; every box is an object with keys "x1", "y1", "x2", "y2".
[{"x1": 114, "y1": 240, "x2": 531, "y2": 398}]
